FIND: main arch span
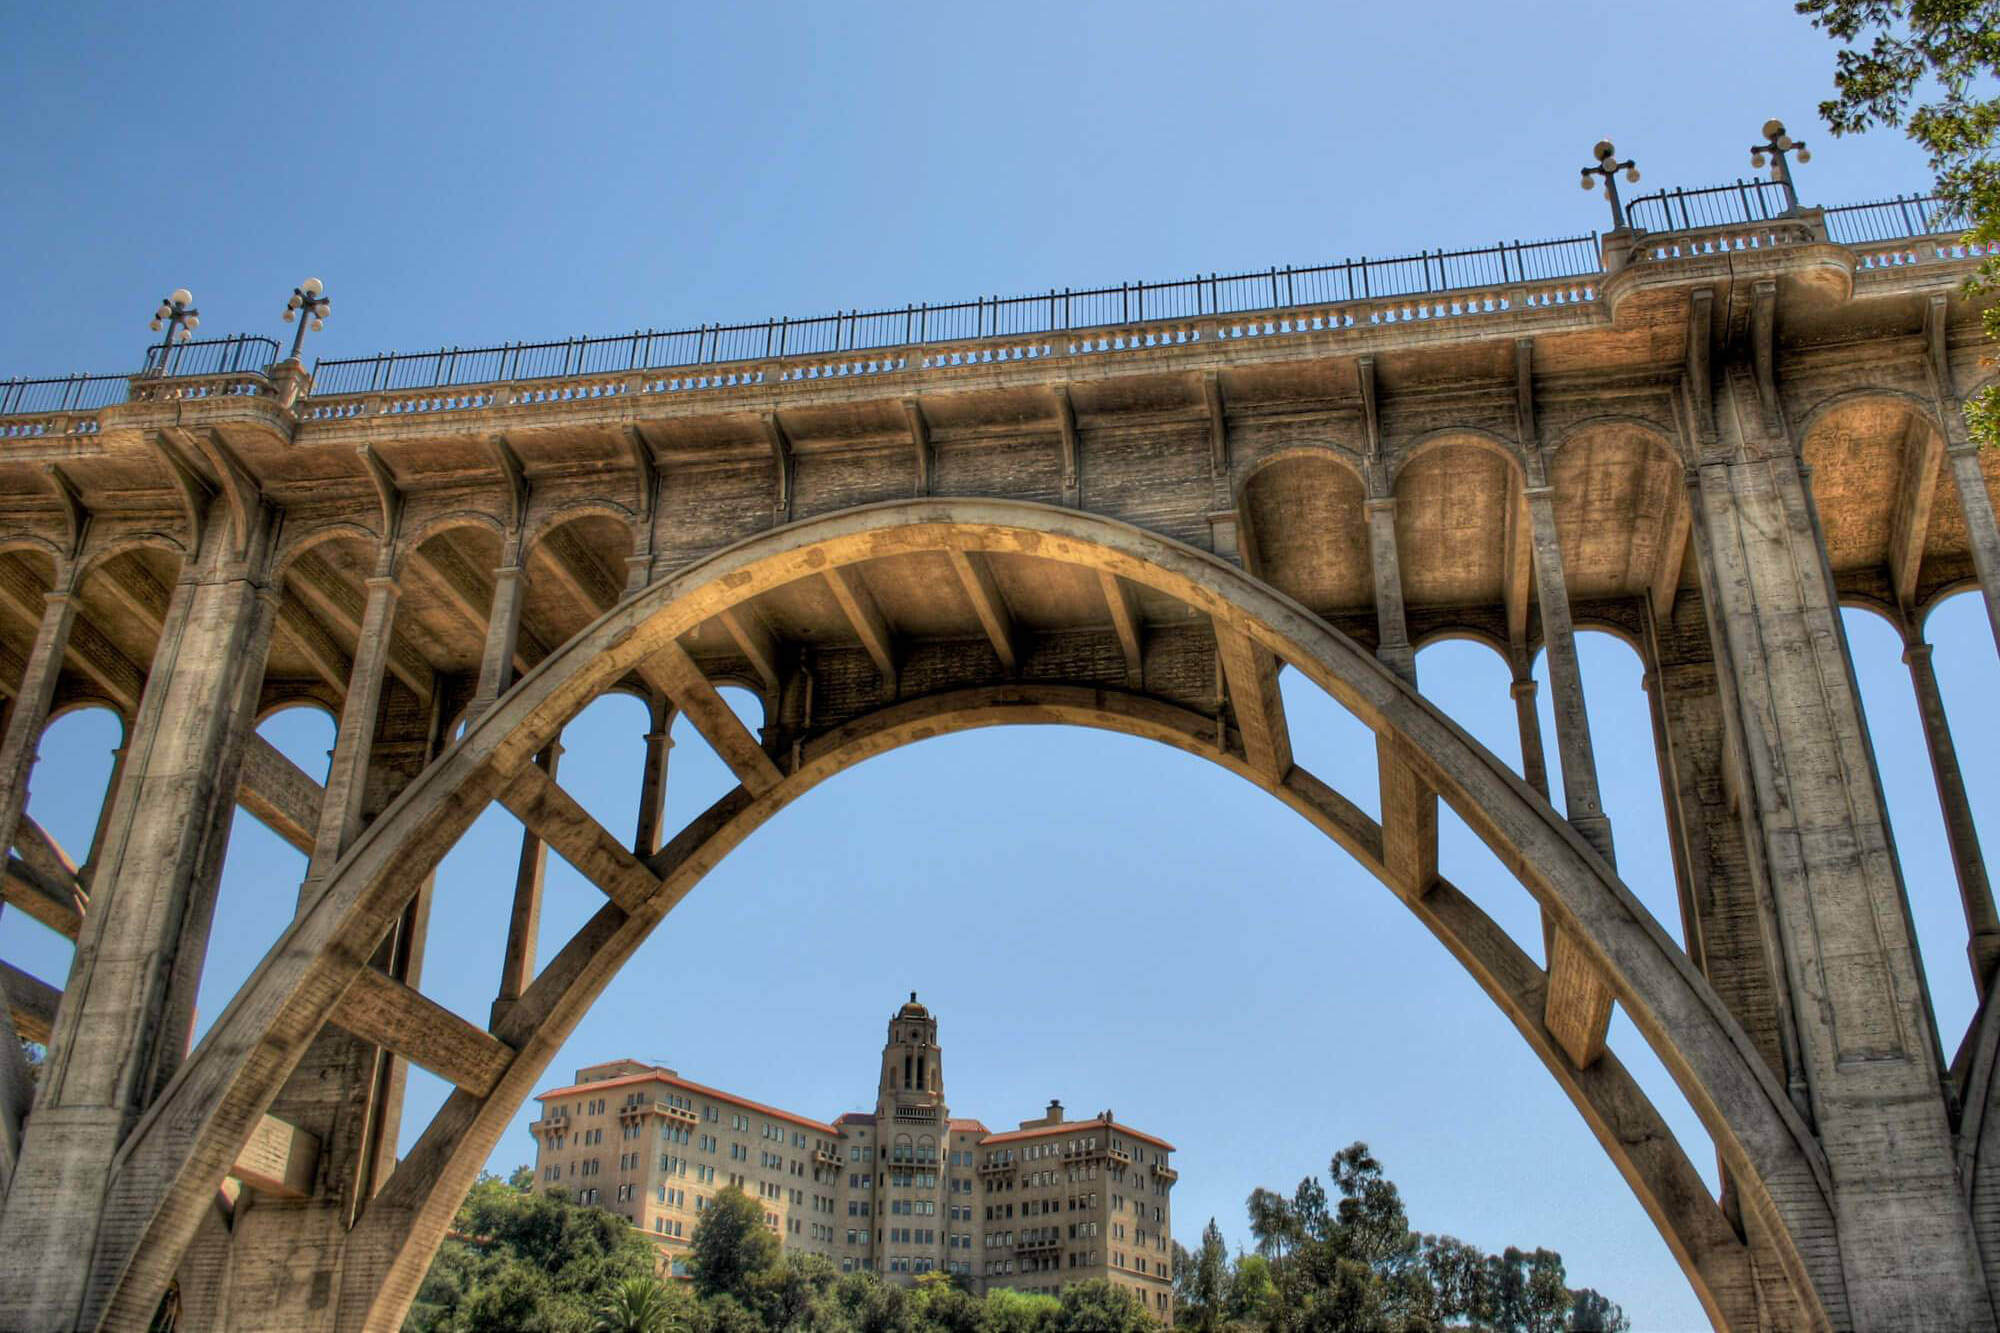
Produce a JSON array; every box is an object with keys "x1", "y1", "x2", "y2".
[{"x1": 0, "y1": 193, "x2": 1997, "y2": 1329}]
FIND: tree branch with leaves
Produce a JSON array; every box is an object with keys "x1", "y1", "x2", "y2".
[{"x1": 1800, "y1": 0, "x2": 2000, "y2": 441}]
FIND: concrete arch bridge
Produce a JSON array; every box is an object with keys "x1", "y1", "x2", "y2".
[{"x1": 0, "y1": 200, "x2": 1996, "y2": 1329}]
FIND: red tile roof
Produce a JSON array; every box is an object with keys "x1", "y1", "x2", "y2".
[
  {"x1": 979, "y1": 1119, "x2": 1175, "y2": 1152},
  {"x1": 535, "y1": 1068, "x2": 839, "y2": 1136}
]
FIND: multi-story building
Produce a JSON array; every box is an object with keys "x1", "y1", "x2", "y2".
[{"x1": 527, "y1": 994, "x2": 1176, "y2": 1320}]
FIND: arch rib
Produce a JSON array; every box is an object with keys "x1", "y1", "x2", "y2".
[{"x1": 82, "y1": 499, "x2": 1843, "y2": 1332}]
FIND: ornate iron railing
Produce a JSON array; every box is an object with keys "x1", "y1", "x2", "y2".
[
  {"x1": 1824, "y1": 193, "x2": 1970, "y2": 246},
  {"x1": 0, "y1": 372, "x2": 130, "y2": 416},
  {"x1": 138, "y1": 334, "x2": 281, "y2": 379},
  {"x1": 305, "y1": 233, "x2": 1605, "y2": 396},
  {"x1": 1626, "y1": 178, "x2": 1797, "y2": 232},
  {"x1": 0, "y1": 187, "x2": 1975, "y2": 412}
]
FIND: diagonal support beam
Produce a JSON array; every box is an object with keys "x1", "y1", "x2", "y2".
[
  {"x1": 654, "y1": 638, "x2": 783, "y2": 796},
  {"x1": 1214, "y1": 621, "x2": 1292, "y2": 779},
  {"x1": 0, "y1": 563, "x2": 142, "y2": 712},
  {"x1": 0, "y1": 960, "x2": 60, "y2": 1045},
  {"x1": 498, "y1": 761, "x2": 662, "y2": 913},
  {"x1": 286, "y1": 552, "x2": 435, "y2": 706},
  {"x1": 822, "y1": 566, "x2": 897, "y2": 697},
  {"x1": 332, "y1": 966, "x2": 514, "y2": 1098},
  {"x1": 12, "y1": 815, "x2": 78, "y2": 897},
  {"x1": 3, "y1": 856, "x2": 82, "y2": 939},
  {"x1": 5, "y1": 815, "x2": 85, "y2": 938},
  {"x1": 948, "y1": 550, "x2": 1018, "y2": 674},
  {"x1": 1098, "y1": 571, "x2": 1144, "y2": 689},
  {"x1": 718, "y1": 606, "x2": 783, "y2": 696},
  {"x1": 405, "y1": 544, "x2": 549, "y2": 676},
  {"x1": 273, "y1": 597, "x2": 352, "y2": 696},
  {"x1": 1888, "y1": 414, "x2": 1944, "y2": 613},
  {"x1": 532, "y1": 527, "x2": 677, "y2": 700},
  {"x1": 237, "y1": 735, "x2": 325, "y2": 857}
]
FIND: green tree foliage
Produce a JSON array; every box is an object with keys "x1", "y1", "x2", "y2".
[
  {"x1": 406, "y1": 1150, "x2": 1619, "y2": 1332},
  {"x1": 1175, "y1": 1219, "x2": 1232, "y2": 1331},
  {"x1": 1799, "y1": 0, "x2": 2000, "y2": 442},
  {"x1": 687, "y1": 1186, "x2": 781, "y2": 1306},
  {"x1": 1213, "y1": 1143, "x2": 1625, "y2": 1332},
  {"x1": 405, "y1": 1173, "x2": 658, "y2": 1332},
  {"x1": 592, "y1": 1276, "x2": 689, "y2": 1333},
  {"x1": 1566, "y1": 1288, "x2": 1632, "y2": 1333},
  {"x1": 1047, "y1": 1281, "x2": 1156, "y2": 1333}
]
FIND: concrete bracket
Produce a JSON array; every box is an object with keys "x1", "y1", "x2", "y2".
[
  {"x1": 1750, "y1": 280, "x2": 1784, "y2": 440},
  {"x1": 1051, "y1": 384, "x2": 1080, "y2": 504},
  {"x1": 42, "y1": 463, "x2": 89, "y2": 575},
  {"x1": 488, "y1": 434, "x2": 530, "y2": 541},
  {"x1": 762, "y1": 412, "x2": 794, "y2": 523},
  {"x1": 902, "y1": 398, "x2": 932, "y2": 497}
]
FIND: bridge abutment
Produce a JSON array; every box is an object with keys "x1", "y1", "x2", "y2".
[
  {"x1": 0, "y1": 499, "x2": 280, "y2": 1330},
  {"x1": 1685, "y1": 368, "x2": 1992, "y2": 1327}
]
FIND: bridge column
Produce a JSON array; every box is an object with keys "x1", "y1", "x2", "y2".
[
  {"x1": 1523, "y1": 483, "x2": 1614, "y2": 864},
  {"x1": 303, "y1": 574, "x2": 402, "y2": 898},
  {"x1": 0, "y1": 503, "x2": 280, "y2": 1331},
  {"x1": 1903, "y1": 637, "x2": 2000, "y2": 995},
  {"x1": 0, "y1": 572, "x2": 80, "y2": 1196},
  {"x1": 1687, "y1": 364, "x2": 1993, "y2": 1328},
  {"x1": 1508, "y1": 671, "x2": 1551, "y2": 801},
  {"x1": 1937, "y1": 397, "x2": 2000, "y2": 662},
  {"x1": 468, "y1": 562, "x2": 525, "y2": 725},
  {"x1": 0, "y1": 574, "x2": 77, "y2": 866},
  {"x1": 179, "y1": 683, "x2": 440, "y2": 1333},
  {"x1": 493, "y1": 739, "x2": 561, "y2": 1027},
  {"x1": 1364, "y1": 495, "x2": 1415, "y2": 684},
  {"x1": 633, "y1": 699, "x2": 672, "y2": 857}
]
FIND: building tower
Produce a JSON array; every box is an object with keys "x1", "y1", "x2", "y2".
[
  {"x1": 871, "y1": 992, "x2": 952, "y2": 1282},
  {"x1": 878, "y1": 992, "x2": 946, "y2": 1109}
]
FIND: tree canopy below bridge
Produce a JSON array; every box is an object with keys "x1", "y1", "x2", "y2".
[{"x1": 405, "y1": 1146, "x2": 1625, "y2": 1332}]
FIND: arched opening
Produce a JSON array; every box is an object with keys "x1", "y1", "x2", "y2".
[
  {"x1": 1, "y1": 704, "x2": 123, "y2": 1025},
  {"x1": 1416, "y1": 635, "x2": 1544, "y2": 961},
  {"x1": 1393, "y1": 436, "x2": 1519, "y2": 614},
  {"x1": 1238, "y1": 451, "x2": 1371, "y2": 615},
  {"x1": 195, "y1": 705, "x2": 338, "y2": 1047},
  {"x1": 1841, "y1": 597, "x2": 1999, "y2": 1054},
  {"x1": 91, "y1": 501, "x2": 1833, "y2": 1333}
]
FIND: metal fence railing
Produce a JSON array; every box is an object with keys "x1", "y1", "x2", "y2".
[
  {"x1": 1625, "y1": 178, "x2": 1798, "y2": 233},
  {"x1": 0, "y1": 335, "x2": 283, "y2": 416},
  {"x1": 0, "y1": 373, "x2": 131, "y2": 417},
  {"x1": 0, "y1": 185, "x2": 1979, "y2": 413},
  {"x1": 305, "y1": 233, "x2": 1606, "y2": 396},
  {"x1": 139, "y1": 333, "x2": 281, "y2": 379},
  {"x1": 1825, "y1": 192, "x2": 1971, "y2": 246}
]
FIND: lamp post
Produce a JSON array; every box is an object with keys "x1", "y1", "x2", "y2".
[
  {"x1": 282, "y1": 278, "x2": 331, "y2": 363},
  {"x1": 148, "y1": 289, "x2": 199, "y2": 375},
  {"x1": 1750, "y1": 118, "x2": 1812, "y2": 213},
  {"x1": 1579, "y1": 140, "x2": 1641, "y2": 230}
]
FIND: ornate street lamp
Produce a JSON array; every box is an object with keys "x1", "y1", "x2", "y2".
[
  {"x1": 1750, "y1": 118, "x2": 1812, "y2": 213},
  {"x1": 282, "y1": 277, "x2": 330, "y2": 362},
  {"x1": 148, "y1": 288, "x2": 199, "y2": 374},
  {"x1": 1579, "y1": 139, "x2": 1641, "y2": 230}
]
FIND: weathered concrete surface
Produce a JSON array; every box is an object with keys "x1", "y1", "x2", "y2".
[{"x1": 0, "y1": 214, "x2": 1994, "y2": 1329}]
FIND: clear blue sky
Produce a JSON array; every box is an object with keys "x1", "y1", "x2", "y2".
[{"x1": 1, "y1": 3, "x2": 1986, "y2": 1329}]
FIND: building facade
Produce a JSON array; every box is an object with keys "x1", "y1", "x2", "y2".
[{"x1": 528, "y1": 995, "x2": 1176, "y2": 1319}]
